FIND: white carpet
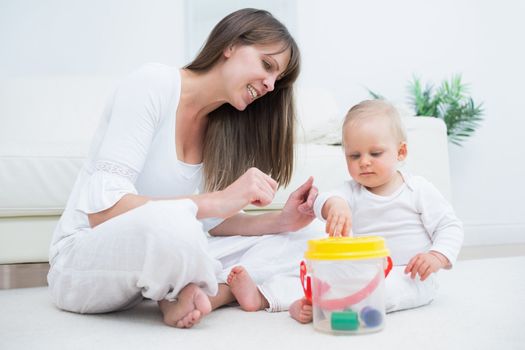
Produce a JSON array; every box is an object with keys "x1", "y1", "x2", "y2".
[{"x1": 1, "y1": 256, "x2": 524, "y2": 350}]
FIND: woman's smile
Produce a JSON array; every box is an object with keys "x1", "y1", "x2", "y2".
[{"x1": 247, "y1": 84, "x2": 259, "y2": 100}]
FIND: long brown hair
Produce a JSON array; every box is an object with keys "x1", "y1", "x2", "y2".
[{"x1": 185, "y1": 8, "x2": 300, "y2": 192}]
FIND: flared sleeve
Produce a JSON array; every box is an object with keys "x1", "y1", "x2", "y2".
[
  {"x1": 75, "y1": 63, "x2": 171, "y2": 215},
  {"x1": 76, "y1": 162, "x2": 139, "y2": 214}
]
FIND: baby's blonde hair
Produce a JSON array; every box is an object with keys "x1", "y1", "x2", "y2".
[{"x1": 343, "y1": 100, "x2": 407, "y2": 144}]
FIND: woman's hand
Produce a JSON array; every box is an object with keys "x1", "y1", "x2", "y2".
[
  {"x1": 211, "y1": 167, "x2": 278, "y2": 219},
  {"x1": 404, "y1": 251, "x2": 450, "y2": 281},
  {"x1": 278, "y1": 176, "x2": 318, "y2": 232},
  {"x1": 323, "y1": 197, "x2": 352, "y2": 237}
]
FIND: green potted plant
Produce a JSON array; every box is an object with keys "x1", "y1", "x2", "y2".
[{"x1": 369, "y1": 75, "x2": 484, "y2": 146}]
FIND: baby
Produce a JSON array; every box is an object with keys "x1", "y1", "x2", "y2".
[{"x1": 227, "y1": 100, "x2": 463, "y2": 323}]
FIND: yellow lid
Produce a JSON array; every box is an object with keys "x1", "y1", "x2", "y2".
[{"x1": 304, "y1": 236, "x2": 390, "y2": 260}]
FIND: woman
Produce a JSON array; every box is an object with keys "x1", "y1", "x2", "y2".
[{"x1": 48, "y1": 8, "x2": 316, "y2": 328}]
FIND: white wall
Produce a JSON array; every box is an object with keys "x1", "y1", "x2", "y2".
[
  {"x1": 0, "y1": 0, "x2": 185, "y2": 78},
  {"x1": 0, "y1": 0, "x2": 186, "y2": 160},
  {"x1": 295, "y1": 0, "x2": 525, "y2": 245},
  {"x1": 2, "y1": 0, "x2": 524, "y2": 246}
]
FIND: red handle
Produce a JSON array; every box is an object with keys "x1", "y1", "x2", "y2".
[
  {"x1": 300, "y1": 261, "x2": 312, "y2": 302},
  {"x1": 384, "y1": 256, "x2": 393, "y2": 277},
  {"x1": 301, "y1": 256, "x2": 392, "y2": 307}
]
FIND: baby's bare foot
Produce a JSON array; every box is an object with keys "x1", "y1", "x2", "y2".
[
  {"x1": 289, "y1": 298, "x2": 313, "y2": 324},
  {"x1": 227, "y1": 266, "x2": 268, "y2": 312},
  {"x1": 158, "y1": 283, "x2": 212, "y2": 328}
]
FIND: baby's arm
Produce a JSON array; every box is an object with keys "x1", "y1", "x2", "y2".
[
  {"x1": 416, "y1": 178, "x2": 464, "y2": 269},
  {"x1": 404, "y1": 251, "x2": 450, "y2": 281},
  {"x1": 321, "y1": 197, "x2": 352, "y2": 237}
]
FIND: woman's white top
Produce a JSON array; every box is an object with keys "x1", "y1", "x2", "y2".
[
  {"x1": 50, "y1": 63, "x2": 217, "y2": 262},
  {"x1": 313, "y1": 170, "x2": 464, "y2": 266}
]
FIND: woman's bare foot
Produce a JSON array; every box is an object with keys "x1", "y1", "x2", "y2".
[
  {"x1": 289, "y1": 298, "x2": 313, "y2": 324},
  {"x1": 158, "y1": 283, "x2": 212, "y2": 328},
  {"x1": 227, "y1": 266, "x2": 268, "y2": 312}
]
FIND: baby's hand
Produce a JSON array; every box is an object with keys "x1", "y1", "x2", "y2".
[
  {"x1": 324, "y1": 197, "x2": 352, "y2": 237},
  {"x1": 404, "y1": 251, "x2": 449, "y2": 281}
]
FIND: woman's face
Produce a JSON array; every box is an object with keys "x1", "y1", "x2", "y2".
[{"x1": 221, "y1": 42, "x2": 291, "y2": 111}]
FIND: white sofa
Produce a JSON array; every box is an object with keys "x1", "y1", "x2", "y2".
[{"x1": 0, "y1": 76, "x2": 451, "y2": 265}]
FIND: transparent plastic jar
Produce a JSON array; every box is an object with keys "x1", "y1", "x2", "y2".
[{"x1": 301, "y1": 236, "x2": 392, "y2": 335}]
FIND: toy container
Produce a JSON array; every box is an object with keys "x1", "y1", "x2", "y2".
[{"x1": 301, "y1": 236, "x2": 392, "y2": 334}]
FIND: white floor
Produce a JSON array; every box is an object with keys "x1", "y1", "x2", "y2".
[{"x1": 1, "y1": 256, "x2": 524, "y2": 350}]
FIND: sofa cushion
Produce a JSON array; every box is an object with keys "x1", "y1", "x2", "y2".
[{"x1": 0, "y1": 76, "x2": 117, "y2": 217}]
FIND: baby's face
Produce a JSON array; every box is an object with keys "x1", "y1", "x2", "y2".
[{"x1": 343, "y1": 116, "x2": 403, "y2": 193}]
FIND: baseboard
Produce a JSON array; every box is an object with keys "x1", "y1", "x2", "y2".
[
  {"x1": 463, "y1": 222, "x2": 525, "y2": 246},
  {"x1": 0, "y1": 263, "x2": 49, "y2": 289}
]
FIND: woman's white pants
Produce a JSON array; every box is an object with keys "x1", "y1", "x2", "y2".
[{"x1": 48, "y1": 200, "x2": 223, "y2": 313}]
